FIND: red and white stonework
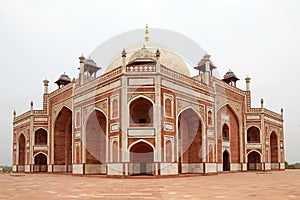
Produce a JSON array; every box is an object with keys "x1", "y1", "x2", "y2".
[{"x1": 12, "y1": 33, "x2": 285, "y2": 177}]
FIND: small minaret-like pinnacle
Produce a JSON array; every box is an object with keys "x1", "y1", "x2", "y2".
[
  {"x1": 122, "y1": 48, "x2": 127, "y2": 57},
  {"x1": 43, "y1": 79, "x2": 49, "y2": 94},
  {"x1": 204, "y1": 53, "x2": 211, "y2": 61},
  {"x1": 156, "y1": 48, "x2": 161, "y2": 58},
  {"x1": 145, "y1": 24, "x2": 149, "y2": 42},
  {"x1": 79, "y1": 53, "x2": 85, "y2": 63},
  {"x1": 30, "y1": 101, "x2": 34, "y2": 111},
  {"x1": 245, "y1": 76, "x2": 251, "y2": 91},
  {"x1": 13, "y1": 110, "x2": 16, "y2": 118}
]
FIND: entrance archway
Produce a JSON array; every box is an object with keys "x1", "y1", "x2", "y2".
[
  {"x1": 178, "y1": 108, "x2": 202, "y2": 173},
  {"x1": 270, "y1": 131, "x2": 279, "y2": 169},
  {"x1": 217, "y1": 105, "x2": 240, "y2": 165},
  {"x1": 247, "y1": 151, "x2": 261, "y2": 170},
  {"x1": 130, "y1": 142, "x2": 154, "y2": 175},
  {"x1": 54, "y1": 107, "x2": 72, "y2": 172},
  {"x1": 18, "y1": 134, "x2": 26, "y2": 171},
  {"x1": 223, "y1": 151, "x2": 230, "y2": 171},
  {"x1": 85, "y1": 110, "x2": 107, "y2": 164},
  {"x1": 34, "y1": 153, "x2": 47, "y2": 172}
]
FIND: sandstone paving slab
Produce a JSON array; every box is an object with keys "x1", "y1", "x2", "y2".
[{"x1": 0, "y1": 170, "x2": 300, "y2": 199}]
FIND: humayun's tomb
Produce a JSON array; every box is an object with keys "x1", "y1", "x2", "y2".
[{"x1": 12, "y1": 26, "x2": 285, "y2": 176}]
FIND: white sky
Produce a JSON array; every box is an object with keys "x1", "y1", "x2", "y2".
[{"x1": 0, "y1": 0, "x2": 299, "y2": 165}]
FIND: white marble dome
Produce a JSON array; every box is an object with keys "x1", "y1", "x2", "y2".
[{"x1": 104, "y1": 41, "x2": 190, "y2": 76}]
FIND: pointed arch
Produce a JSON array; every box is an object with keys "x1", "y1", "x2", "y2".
[
  {"x1": 270, "y1": 131, "x2": 279, "y2": 164},
  {"x1": 177, "y1": 106, "x2": 204, "y2": 171},
  {"x1": 84, "y1": 108, "x2": 107, "y2": 164},
  {"x1": 247, "y1": 126, "x2": 260, "y2": 143},
  {"x1": 247, "y1": 150, "x2": 261, "y2": 170},
  {"x1": 129, "y1": 96, "x2": 154, "y2": 127},
  {"x1": 222, "y1": 123, "x2": 230, "y2": 141},
  {"x1": 18, "y1": 133, "x2": 26, "y2": 166},
  {"x1": 129, "y1": 140, "x2": 154, "y2": 175},
  {"x1": 217, "y1": 103, "x2": 241, "y2": 164},
  {"x1": 34, "y1": 128, "x2": 48, "y2": 145},
  {"x1": 223, "y1": 150, "x2": 230, "y2": 171},
  {"x1": 53, "y1": 106, "x2": 72, "y2": 172},
  {"x1": 34, "y1": 152, "x2": 48, "y2": 172},
  {"x1": 217, "y1": 103, "x2": 241, "y2": 124},
  {"x1": 128, "y1": 94, "x2": 155, "y2": 105},
  {"x1": 53, "y1": 105, "x2": 72, "y2": 125},
  {"x1": 34, "y1": 151, "x2": 48, "y2": 158},
  {"x1": 128, "y1": 139, "x2": 155, "y2": 152}
]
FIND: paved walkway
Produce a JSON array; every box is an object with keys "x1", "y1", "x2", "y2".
[{"x1": 0, "y1": 170, "x2": 300, "y2": 199}]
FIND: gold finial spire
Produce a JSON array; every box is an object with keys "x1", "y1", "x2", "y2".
[{"x1": 145, "y1": 24, "x2": 149, "y2": 42}]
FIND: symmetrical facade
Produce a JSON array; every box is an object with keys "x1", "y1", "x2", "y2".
[{"x1": 12, "y1": 31, "x2": 285, "y2": 176}]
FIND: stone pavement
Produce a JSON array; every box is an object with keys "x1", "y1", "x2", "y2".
[{"x1": 0, "y1": 170, "x2": 300, "y2": 199}]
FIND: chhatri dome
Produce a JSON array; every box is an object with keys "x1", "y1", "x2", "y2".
[{"x1": 104, "y1": 25, "x2": 191, "y2": 76}]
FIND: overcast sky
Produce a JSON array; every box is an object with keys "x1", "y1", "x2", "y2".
[{"x1": 0, "y1": 0, "x2": 299, "y2": 165}]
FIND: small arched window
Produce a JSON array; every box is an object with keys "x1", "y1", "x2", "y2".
[{"x1": 222, "y1": 124, "x2": 229, "y2": 141}]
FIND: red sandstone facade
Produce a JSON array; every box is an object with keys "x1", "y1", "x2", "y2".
[{"x1": 12, "y1": 38, "x2": 285, "y2": 176}]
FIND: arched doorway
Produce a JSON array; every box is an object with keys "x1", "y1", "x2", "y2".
[
  {"x1": 54, "y1": 107, "x2": 72, "y2": 172},
  {"x1": 178, "y1": 108, "x2": 202, "y2": 173},
  {"x1": 85, "y1": 110, "x2": 107, "y2": 165},
  {"x1": 130, "y1": 142, "x2": 154, "y2": 175},
  {"x1": 34, "y1": 153, "x2": 47, "y2": 172},
  {"x1": 18, "y1": 134, "x2": 26, "y2": 171},
  {"x1": 247, "y1": 151, "x2": 261, "y2": 170},
  {"x1": 129, "y1": 97, "x2": 153, "y2": 127},
  {"x1": 270, "y1": 131, "x2": 279, "y2": 169},
  {"x1": 217, "y1": 105, "x2": 239, "y2": 169},
  {"x1": 223, "y1": 151, "x2": 230, "y2": 171},
  {"x1": 35, "y1": 129, "x2": 47, "y2": 145}
]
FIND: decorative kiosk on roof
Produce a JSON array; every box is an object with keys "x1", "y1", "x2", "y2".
[
  {"x1": 55, "y1": 73, "x2": 71, "y2": 88},
  {"x1": 12, "y1": 25, "x2": 285, "y2": 177},
  {"x1": 223, "y1": 69, "x2": 240, "y2": 87}
]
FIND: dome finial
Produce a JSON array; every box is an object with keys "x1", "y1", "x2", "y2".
[{"x1": 145, "y1": 23, "x2": 149, "y2": 42}]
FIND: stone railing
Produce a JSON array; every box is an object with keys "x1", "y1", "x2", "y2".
[
  {"x1": 126, "y1": 64, "x2": 156, "y2": 72},
  {"x1": 247, "y1": 107, "x2": 282, "y2": 120},
  {"x1": 75, "y1": 67, "x2": 122, "y2": 94},
  {"x1": 160, "y1": 66, "x2": 211, "y2": 91},
  {"x1": 48, "y1": 82, "x2": 73, "y2": 98},
  {"x1": 14, "y1": 111, "x2": 31, "y2": 122},
  {"x1": 33, "y1": 110, "x2": 46, "y2": 115},
  {"x1": 264, "y1": 108, "x2": 282, "y2": 119},
  {"x1": 247, "y1": 108, "x2": 261, "y2": 113},
  {"x1": 212, "y1": 77, "x2": 247, "y2": 96}
]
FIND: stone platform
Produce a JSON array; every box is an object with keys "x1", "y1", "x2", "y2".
[{"x1": 1, "y1": 170, "x2": 299, "y2": 199}]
